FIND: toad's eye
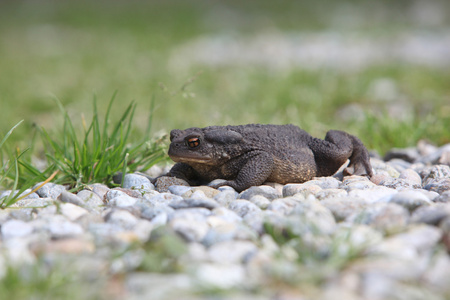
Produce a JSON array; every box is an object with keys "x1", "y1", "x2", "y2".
[{"x1": 186, "y1": 137, "x2": 200, "y2": 148}]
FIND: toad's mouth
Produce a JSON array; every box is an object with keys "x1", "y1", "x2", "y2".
[{"x1": 168, "y1": 153, "x2": 214, "y2": 165}]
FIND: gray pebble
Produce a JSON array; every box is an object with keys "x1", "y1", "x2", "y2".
[
  {"x1": 77, "y1": 190, "x2": 105, "y2": 210},
  {"x1": 46, "y1": 216, "x2": 84, "y2": 238},
  {"x1": 248, "y1": 195, "x2": 271, "y2": 209},
  {"x1": 348, "y1": 203, "x2": 409, "y2": 234},
  {"x1": 207, "y1": 240, "x2": 258, "y2": 264},
  {"x1": 168, "y1": 197, "x2": 219, "y2": 210},
  {"x1": 122, "y1": 174, "x2": 155, "y2": 192},
  {"x1": 267, "y1": 196, "x2": 302, "y2": 215},
  {"x1": 282, "y1": 183, "x2": 322, "y2": 197},
  {"x1": 170, "y1": 214, "x2": 209, "y2": 242},
  {"x1": 168, "y1": 185, "x2": 192, "y2": 196},
  {"x1": 140, "y1": 204, "x2": 175, "y2": 221},
  {"x1": 228, "y1": 200, "x2": 262, "y2": 218},
  {"x1": 88, "y1": 183, "x2": 110, "y2": 199},
  {"x1": 214, "y1": 190, "x2": 237, "y2": 206},
  {"x1": 410, "y1": 204, "x2": 450, "y2": 225},
  {"x1": 424, "y1": 179, "x2": 450, "y2": 194},
  {"x1": 0, "y1": 189, "x2": 39, "y2": 200},
  {"x1": 155, "y1": 176, "x2": 189, "y2": 193},
  {"x1": 421, "y1": 165, "x2": 450, "y2": 186},
  {"x1": 384, "y1": 147, "x2": 420, "y2": 163},
  {"x1": 105, "y1": 209, "x2": 139, "y2": 230},
  {"x1": 321, "y1": 197, "x2": 369, "y2": 221},
  {"x1": 1, "y1": 219, "x2": 33, "y2": 239},
  {"x1": 389, "y1": 190, "x2": 432, "y2": 211},
  {"x1": 58, "y1": 191, "x2": 85, "y2": 207},
  {"x1": 399, "y1": 169, "x2": 422, "y2": 185},
  {"x1": 238, "y1": 186, "x2": 280, "y2": 200},
  {"x1": 59, "y1": 202, "x2": 89, "y2": 221},
  {"x1": 34, "y1": 182, "x2": 66, "y2": 199},
  {"x1": 108, "y1": 194, "x2": 138, "y2": 207},
  {"x1": 435, "y1": 191, "x2": 450, "y2": 203}
]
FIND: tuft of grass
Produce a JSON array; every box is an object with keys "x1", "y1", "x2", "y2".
[
  {"x1": 0, "y1": 120, "x2": 46, "y2": 208},
  {"x1": 0, "y1": 259, "x2": 108, "y2": 300},
  {"x1": 26, "y1": 93, "x2": 167, "y2": 189}
]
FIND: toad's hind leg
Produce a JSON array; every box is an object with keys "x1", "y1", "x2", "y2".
[{"x1": 309, "y1": 130, "x2": 373, "y2": 178}]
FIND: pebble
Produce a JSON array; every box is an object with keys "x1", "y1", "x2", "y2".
[
  {"x1": 34, "y1": 182, "x2": 66, "y2": 199},
  {"x1": 1, "y1": 219, "x2": 33, "y2": 239},
  {"x1": 2, "y1": 141, "x2": 450, "y2": 299},
  {"x1": 388, "y1": 190, "x2": 431, "y2": 211},
  {"x1": 122, "y1": 174, "x2": 155, "y2": 193},
  {"x1": 238, "y1": 186, "x2": 280, "y2": 200}
]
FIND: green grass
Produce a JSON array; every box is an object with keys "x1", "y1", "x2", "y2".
[
  {"x1": 1, "y1": 0, "x2": 449, "y2": 155},
  {"x1": 0, "y1": 259, "x2": 108, "y2": 300}
]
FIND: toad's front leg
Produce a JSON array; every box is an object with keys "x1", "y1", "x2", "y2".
[{"x1": 210, "y1": 151, "x2": 274, "y2": 192}]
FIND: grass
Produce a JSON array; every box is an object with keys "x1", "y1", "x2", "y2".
[{"x1": 0, "y1": 0, "x2": 449, "y2": 154}]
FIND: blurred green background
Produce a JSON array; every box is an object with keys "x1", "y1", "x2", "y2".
[{"x1": 1, "y1": 0, "x2": 450, "y2": 154}]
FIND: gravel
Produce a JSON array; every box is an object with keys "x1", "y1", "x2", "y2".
[{"x1": 1, "y1": 140, "x2": 450, "y2": 299}]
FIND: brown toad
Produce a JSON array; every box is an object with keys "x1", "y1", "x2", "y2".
[{"x1": 165, "y1": 124, "x2": 373, "y2": 192}]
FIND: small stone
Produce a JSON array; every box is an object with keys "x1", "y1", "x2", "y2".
[
  {"x1": 410, "y1": 204, "x2": 450, "y2": 225},
  {"x1": 213, "y1": 190, "x2": 237, "y2": 206},
  {"x1": 398, "y1": 169, "x2": 422, "y2": 185},
  {"x1": 248, "y1": 195, "x2": 271, "y2": 209},
  {"x1": 386, "y1": 158, "x2": 413, "y2": 172},
  {"x1": 88, "y1": 183, "x2": 110, "y2": 199},
  {"x1": 77, "y1": 190, "x2": 105, "y2": 210},
  {"x1": 424, "y1": 179, "x2": 450, "y2": 194},
  {"x1": 155, "y1": 176, "x2": 189, "y2": 193},
  {"x1": 384, "y1": 147, "x2": 420, "y2": 163},
  {"x1": 207, "y1": 240, "x2": 258, "y2": 264},
  {"x1": 1, "y1": 219, "x2": 33, "y2": 239},
  {"x1": 108, "y1": 191, "x2": 138, "y2": 207},
  {"x1": 105, "y1": 209, "x2": 139, "y2": 230},
  {"x1": 290, "y1": 198, "x2": 336, "y2": 236},
  {"x1": 267, "y1": 196, "x2": 302, "y2": 215},
  {"x1": 321, "y1": 197, "x2": 369, "y2": 221},
  {"x1": 389, "y1": 190, "x2": 431, "y2": 212},
  {"x1": 282, "y1": 183, "x2": 322, "y2": 197},
  {"x1": 348, "y1": 187, "x2": 398, "y2": 203},
  {"x1": 47, "y1": 217, "x2": 84, "y2": 238},
  {"x1": 58, "y1": 191, "x2": 85, "y2": 207},
  {"x1": 370, "y1": 224, "x2": 442, "y2": 259},
  {"x1": 435, "y1": 191, "x2": 450, "y2": 203},
  {"x1": 238, "y1": 186, "x2": 280, "y2": 200},
  {"x1": 0, "y1": 189, "x2": 39, "y2": 200},
  {"x1": 34, "y1": 182, "x2": 66, "y2": 199},
  {"x1": 168, "y1": 197, "x2": 219, "y2": 210},
  {"x1": 140, "y1": 204, "x2": 175, "y2": 221},
  {"x1": 183, "y1": 186, "x2": 221, "y2": 198},
  {"x1": 59, "y1": 202, "x2": 89, "y2": 221},
  {"x1": 341, "y1": 178, "x2": 377, "y2": 191},
  {"x1": 348, "y1": 203, "x2": 409, "y2": 234},
  {"x1": 122, "y1": 174, "x2": 155, "y2": 193},
  {"x1": 167, "y1": 185, "x2": 192, "y2": 196},
  {"x1": 145, "y1": 193, "x2": 184, "y2": 206},
  {"x1": 195, "y1": 263, "x2": 246, "y2": 289},
  {"x1": 378, "y1": 178, "x2": 421, "y2": 190},
  {"x1": 170, "y1": 216, "x2": 209, "y2": 243},
  {"x1": 421, "y1": 165, "x2": 450, "y2": 186},
  {"x1": 370, "y1": 158, "x2": 400, "y2": 178},
  {"x1": 228, "y1": 200, "x2": 262, "y2": 218},
  {"x1": 314, "y1": 188, "x2": 347, "y2": 200},
  {"x1": 133, "y1": 219, "x2": 153, "y2": 242},
  {"x1": 211, "y1": 207, "x2": 242, "y2": 223}
]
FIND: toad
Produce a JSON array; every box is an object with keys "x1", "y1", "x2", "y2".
[{"x1": 165, "y1": 124, "x2": 373, "y2": 192}]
